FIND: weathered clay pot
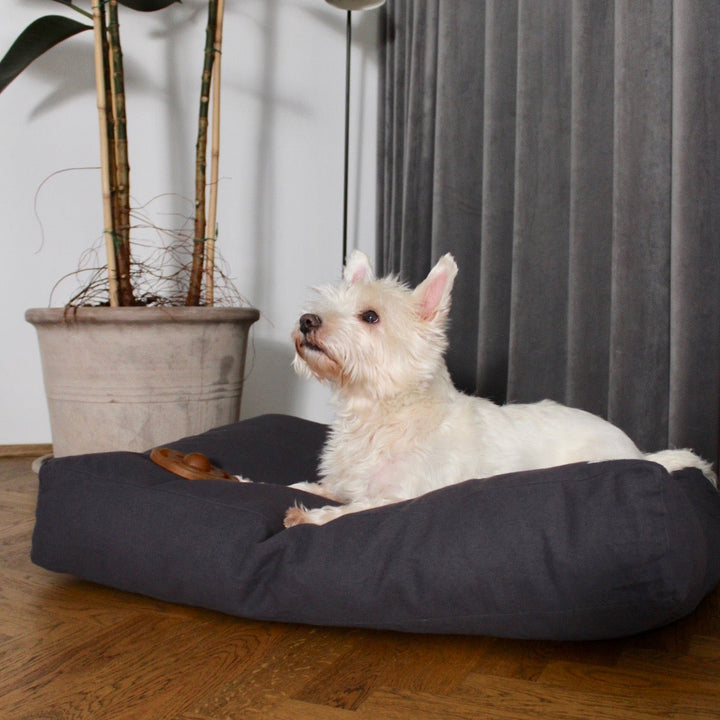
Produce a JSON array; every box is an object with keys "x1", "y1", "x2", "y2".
[{"x1": 26, "y1": 306, "x2": 259, "y2": 457}]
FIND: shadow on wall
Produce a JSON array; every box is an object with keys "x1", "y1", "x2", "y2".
[
  {"x1": 240, "y1": 336, "x2": 327, "y2": 421},
  {"x1": 240, "y1": 334, "x2": 334, "y2": 424}
]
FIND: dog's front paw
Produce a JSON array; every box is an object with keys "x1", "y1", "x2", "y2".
[{"x1": 283, "y1": 505, "x2": 309, "y2": 528}]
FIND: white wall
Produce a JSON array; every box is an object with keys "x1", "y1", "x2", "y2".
[{"x1": 0, "y1": 0, "x2": 380, "y2": 443}]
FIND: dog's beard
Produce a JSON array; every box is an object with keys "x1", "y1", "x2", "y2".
[
  {"x1": 298, "y1": 337, "x2": 324, "y2": 355},
  {"x1": 293, "y1": 329, "x2": 342, "y2": 382},
  {"x1": 293, "y1": 328, "x2": 326, "y2": 359}
]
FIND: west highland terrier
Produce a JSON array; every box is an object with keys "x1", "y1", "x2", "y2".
[{"x1": 284, "y1": 251, "x2": 716, "y2": 527}]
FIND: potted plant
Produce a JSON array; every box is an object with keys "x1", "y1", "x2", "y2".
[{"x1": 1, "y1": 0, "x2": 259, "y2": 456}]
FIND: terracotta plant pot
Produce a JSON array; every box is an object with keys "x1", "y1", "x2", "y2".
[{"x1": 26, "y1": 306, "x2": 260, "y2": 457}]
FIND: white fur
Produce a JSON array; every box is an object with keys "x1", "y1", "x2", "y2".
[{"x1": 285, "y1": 251, "x2": 717, "y2": 526}]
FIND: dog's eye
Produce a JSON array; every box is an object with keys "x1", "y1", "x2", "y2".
[{"x1": 360, "y1": 310, "x2": 380, "y2": 324}]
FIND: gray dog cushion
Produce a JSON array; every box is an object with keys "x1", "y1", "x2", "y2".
[{"x1": 31, "y1": 414, "x2": 720, "y2": 640}]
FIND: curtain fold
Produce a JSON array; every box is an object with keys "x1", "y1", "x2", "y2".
[
  {"x1": 476, "y1": 1, "x2": 518, "y2": 405},
  {"x1": 378, "y1": 0, "x2": 720, "y2": 466},
  {"x1": 566, "y1": 1, "x2": 614, "y2": 418}
]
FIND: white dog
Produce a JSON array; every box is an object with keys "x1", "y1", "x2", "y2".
[{"x1": 285, "y1": 251, "x2": 716, "y2": 527}]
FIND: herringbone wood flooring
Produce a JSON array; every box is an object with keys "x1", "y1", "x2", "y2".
[{"x1": 1, "y1": 450, "x2": 719, "y2": 719}]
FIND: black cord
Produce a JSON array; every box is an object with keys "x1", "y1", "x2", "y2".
[{"x1": 342, "y1": 10, "x2": 351, "y2": 267}]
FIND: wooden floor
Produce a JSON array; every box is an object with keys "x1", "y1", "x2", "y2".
[{"x1": 1, "y1": 453, "x2": 720, "y2": 720}]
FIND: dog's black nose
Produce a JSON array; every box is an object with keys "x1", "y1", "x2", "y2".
[{"x1": 299, "y1": 313, "x2": 322, "y2": 335}]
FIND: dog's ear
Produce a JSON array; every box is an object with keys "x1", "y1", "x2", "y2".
[
  {"x1": 413, "y1": 254, "x2": 458, "y2": 321},
  {"x1": 343, "y1": 250, "x2": 375, "y2": 285}
]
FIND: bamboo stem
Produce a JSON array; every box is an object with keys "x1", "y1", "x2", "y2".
[
  {"x1": 91, "y1": 0, "x2": 119, "y2": 307},
  {"x1": 106, "y1": 0, "x2": 134, "y2": 306},
  {"x1": 205, "y1": 0, "x2": 225, "y2": 307},
  {"x1": 186, "y1": 0, "x2": 218, "y2": 306}
]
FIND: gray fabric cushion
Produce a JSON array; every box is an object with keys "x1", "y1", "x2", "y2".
[{"x1": 31, "y1": 414, "x2": 720, "y2": 640}]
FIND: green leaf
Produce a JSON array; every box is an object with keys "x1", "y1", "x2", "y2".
[
  {"x1": 118, "y1": 0, "x2": 181, "y2": 11},
  {"x1": 0, "y1": 15, "x2": 91, "y2": 95}
]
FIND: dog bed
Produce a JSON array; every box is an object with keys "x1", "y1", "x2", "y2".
[{"x1": 31, "y1": 413, "x2": 720, "y2": 641}]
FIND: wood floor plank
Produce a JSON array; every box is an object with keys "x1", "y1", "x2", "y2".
[
  {"x1": 1, "y1": 612, "x2": 288, "y2": 720},
  {"x1": 362, "y1": 675, "x2": 718, "y2": 720},
  {"x1": 0, "y1": 487, "x2": 36, "y2": 511},
  {"x1": 0, "y1": 566, "x2": 169, "y2": 642},
  {"x1": 470, "y1": 636, "x2": 625, "y2": 682},
  {"x1": 0, "y1": 457, "x2": 42, "y2": 489},
  {"x1": 182, "y1": 624, "x2": 356, "y2": 719},
  {"x1": 0, "y1": 523, "x2": 36, "y2": 572},
  {"x1": 615, "y1": 646, "x2": 720, "y2": 691},
  {"x1": 537, "y1": 659, "x2": 720, "y2": 713},
  {"x1": 254, "y1": 698, "x2": 358, "y2": 720},
  {"x1": 688, "y1": 634, "x2": 720, "y2": 658},
  {"x1": 292, "y1": 639, "x2": 387, "y2": 710},
  {"x1": 457, "y1": 673, "x2": 718, "y2": 720},
  {"x1": 294, "y1": 630, "x2": 486, "y2": 712},
  {"x1": 292, "y1": 632, "x2": 417, "y2": 710},
  {"x1": 382, "y1": 633, "x2": 488, "y2": 694},
  {"x1": 359, "y1": 687, "x2": 499, "y2": 720}
]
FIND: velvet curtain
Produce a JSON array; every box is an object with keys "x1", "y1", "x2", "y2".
[{"x1": 377, "y1": 0, "x2": 720, "y2": 467}]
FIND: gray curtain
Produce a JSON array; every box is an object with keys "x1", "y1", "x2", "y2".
[{"x1": 377, "y1": 0, "x2": 720, "y2": 467}]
